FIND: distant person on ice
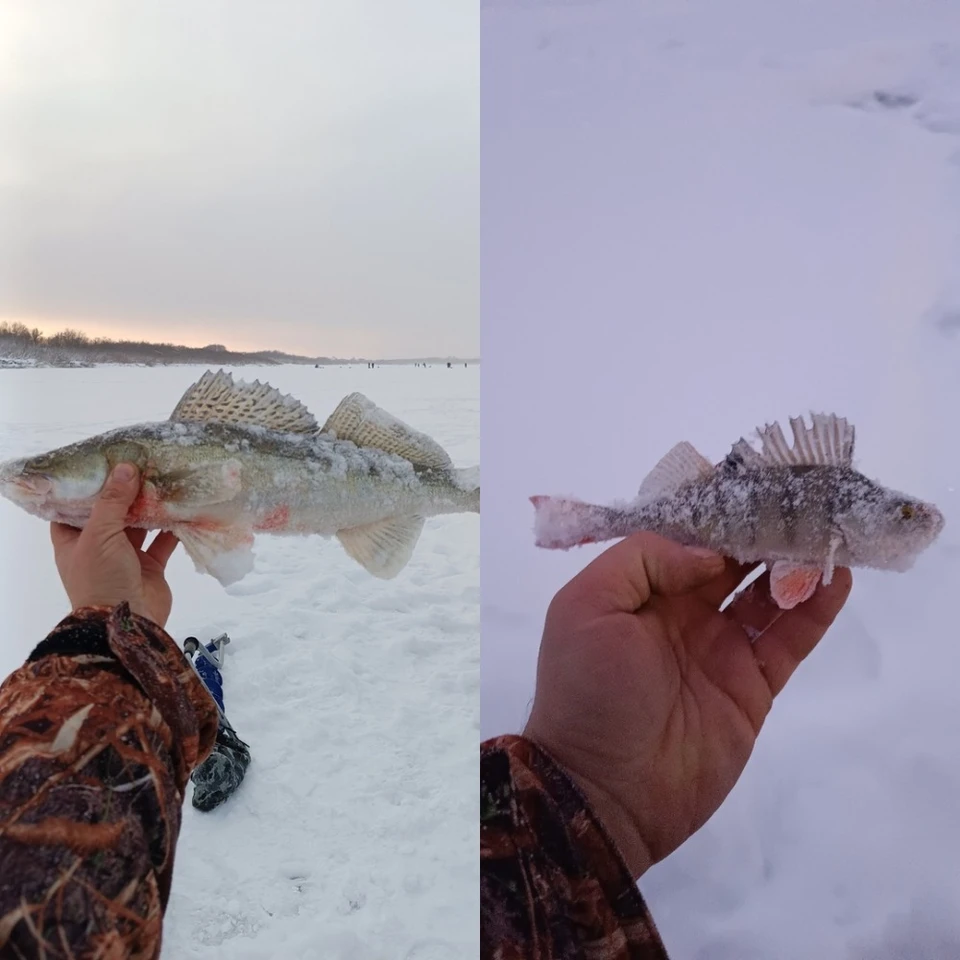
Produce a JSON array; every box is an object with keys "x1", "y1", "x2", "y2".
[
  {"x1": 481, "y1": 533, "x2": 852, "y2": 958},
  {"x1": 0, "y1": 463, "x2": 248, "y2": 957}
]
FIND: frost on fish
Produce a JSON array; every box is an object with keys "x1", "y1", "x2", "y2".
[
  {"x1": 0, "y1": 370, "x2": 480, "y2": 587},
  {"x1": 531, "y1": 413, "x2": 944, "y2": 610}
]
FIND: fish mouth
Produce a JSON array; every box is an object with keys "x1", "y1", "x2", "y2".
[
  {"x1": 0, "y1": 460, "x2": 53, "y2": 502},
  {"x1": 13, "y1": 474, "x2": 53, "y2": 496},
  {"x1": 919, "y1": 501, "x2": 946, "y2": 537}
]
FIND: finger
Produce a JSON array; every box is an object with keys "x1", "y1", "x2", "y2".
[
  {"x1": 85, "y1": 464, "x2": 141, "y2": 541},
  {"x1": 696, "y1": 557, "x2": 759, "y2": 609},
  {"x1": 146, "y1": 530, "x2": 179, "y2": 568},
  {"x1": 50, "y1": 521, "x2": 81, "y2": 550},
  {"x1": 723, "y1": 569, "x2": 784, "y2": 639},
  {"x1": 752, "y1": 568, "x2": 853, "y2": 697},
  {"x1": 126, "y1": 528, "x2": 148, "y2": 550},
  {"x1": 556, "y1": 532, "x2": 727, "y2": 614}
]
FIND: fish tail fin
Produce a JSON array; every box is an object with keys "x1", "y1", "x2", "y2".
[
  {"x1": 454, "y1": 466, "x2": 480, "y2": 513},
  {"x1": 530, "y1": 495, "x2": 619, "y2": 550}
]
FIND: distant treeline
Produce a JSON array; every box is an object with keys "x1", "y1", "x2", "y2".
[
  {"x1": 0, "y1": 322, "x2": 333, "y2": 367},
  {"x1": 0, "y1": 321, "x2": 479, "y2": 367}
]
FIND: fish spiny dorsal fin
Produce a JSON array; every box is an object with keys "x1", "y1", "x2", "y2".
[
  {"x1": 321, "y1": 393, "x2": 452, "y2": 470},
  {"x1": 751, "y1": 413, "x2": 855, "y2": 467},
  {"x1": 637, "y1": 441, "x2": 713, "y2": 501},
  {"x1": 170, "y1": 370, "x2": 319, "y2": 434},
  {"x1": 725, "y1": 437, "x2": 766, "y2": 470},
  {"x1": 757, "y1": 421, "x2": 798, "y2": 464},
  {"x1": 802, "y1": 412, "x2": 855, "y2": 466}
]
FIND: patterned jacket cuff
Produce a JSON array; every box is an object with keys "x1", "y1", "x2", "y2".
[
  {"x1": 482, "y1": 734, "x2": 669, "y2": 954},
  {"x1": 30, "y1": 603, "x2": 220, "y2": 780},
  {"x1": 28, "y1": 606, "x2": 117, "y2": 662}
]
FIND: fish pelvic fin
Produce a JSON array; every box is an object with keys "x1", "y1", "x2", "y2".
[
  {"x1": 337, "y1": 515, "x2": 426, "y2": 579},
  {"x1": 175, "y1": 523, "x2": 256, "y2": 587},
  {"x1": 170, "y1": 370, "x2": 319, "y2": 434},
  {"x1": 769, "y1": 560, "x2": 822, "y2": 609},
  {"x1": 321, "y1": 393, "x2": 453, "y2": 470},
  {"x1": 637, "y1": 441, "x2": 713, "y2": 503}
]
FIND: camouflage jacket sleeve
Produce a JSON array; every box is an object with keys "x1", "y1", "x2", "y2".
[
  {"x1": 0, "y1": 603, "x2": 220, "y2": 960},
  {"x1": 481, "y1": 735, "x2": 670, "y2": 960}
]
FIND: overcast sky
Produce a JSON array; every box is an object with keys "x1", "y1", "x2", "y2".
[{"x1": 0, "y1": 1, "x2": 477, "y2": 359}]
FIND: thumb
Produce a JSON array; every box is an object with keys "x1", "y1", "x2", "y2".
[
  {"x1": 560, "y1": 532, "x2": 727, "y2": 614},
  {"x1": 87, "y1": 463, "x2": 141, "y2": 538}
]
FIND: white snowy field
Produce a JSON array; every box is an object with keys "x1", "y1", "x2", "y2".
[
  {"x1": 482, "y1": 1, "x2": 960, "y2": 957},
  {"x1": 0, "y1": 364, "x2": 479, "y2": 960}
]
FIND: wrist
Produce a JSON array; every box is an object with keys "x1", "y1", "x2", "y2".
[
  {"x1": 522, "y1": 725, "x2": 654, "y2": 881},
  {"x1": 69, "y1": 595, "x2": 159, "y2": 627},
  {"x1": 572, "y1": 776, "x2": 654, "y2": 880}
]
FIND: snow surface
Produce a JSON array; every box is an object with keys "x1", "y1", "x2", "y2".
[
  {"x1": 0, "y1": 364, "x2": 479, "y2": 960},
  {"x1": 482, "y1": 0, "x2": 960, "y2": 956}
]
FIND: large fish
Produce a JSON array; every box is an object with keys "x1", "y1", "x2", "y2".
[
  {"x1": 0, "y1": 370, "x2": 480, "y2": 586},
  {"x1": 530, "y1": 413, "x2": 944, "y2": 609}
]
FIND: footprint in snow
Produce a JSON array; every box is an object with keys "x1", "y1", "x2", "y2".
[{"x1": 401, "y1": 940, "x2": 461, "y2": 960}]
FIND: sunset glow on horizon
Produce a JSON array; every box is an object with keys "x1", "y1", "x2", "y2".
[
  {"x1": 0, "y1": 314, "x2": 463, "y2": 360},
  {"x1": 1, "y1": 2, "x2": 477, "y2": 360}
]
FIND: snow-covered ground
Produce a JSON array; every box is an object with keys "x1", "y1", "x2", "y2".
[
  {"x1": 0, "y1": 357, "x2": 40, "y2": 368},
  {"x1": 0, "y1": 364, "x2": 479, "y2": 960},
  {"x1": 482, "y1": 0, "x2": 960, "y2": 956}
]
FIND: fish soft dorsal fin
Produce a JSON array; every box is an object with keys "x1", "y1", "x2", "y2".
[
  {"x1": 170, "y1": 370, "x2": 319, "y2": 434},
  {"x1": 321, "y1": 393, "x2": 452, "y2": 470},
  {"x1": 749, "y1": 413, "x2": 855, "y2": 467},
  {"x1": 637, "y1": 441, "x2": 713, "y2": 501}
]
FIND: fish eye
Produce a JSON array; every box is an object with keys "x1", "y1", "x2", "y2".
[{"x1": 900, "y1": 503, "x2": 915, "y2": 520}]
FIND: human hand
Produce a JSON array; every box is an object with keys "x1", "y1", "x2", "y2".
[
  {"x1": 50, "y1": 463, "x2": 180, "y2": 628},
  {"x1": 523, "y1": 533, "x2": 852, "y2": 879}
]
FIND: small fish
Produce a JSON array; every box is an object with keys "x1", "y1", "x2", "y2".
[
  {"x1": 530, "y1": 414, "x2": 944, "y2": 609},
  {"x1": 0, "y1": 370, "x2": 480, "y2": 586}
]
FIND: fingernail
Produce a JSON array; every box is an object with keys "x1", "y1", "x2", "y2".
[
  {"x1": 687, "y1": 546, "x2": 723, "y2": 562},
  {"x1": 113, "y1": 463, "x2": 135, "y2": 482}
]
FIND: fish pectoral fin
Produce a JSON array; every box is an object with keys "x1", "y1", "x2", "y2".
[
  {"x1": 175, "y1": 523, "x2": 255, "y2": 586},
  {"x1": 745, "y1": 414, "x2": 856, "y2": 468},
  {"x1": 769, "y1": 560, "x2": 823, "y2": 610},
  {"x1": 158, "y1": 460, "x2": 243, "y2": 506},
  {"x1": 321, "y1": 394, "x2": 452, "y2": 470},
  {"x1": 336, "y1": 515, "x2": 426, "y2": 579},
  {"x1": 637, "y1": 441, "x2": 713, "y2": 502},
  {"x1": 170, "y1": 369, "x2": 319, "y2": 434},
  {"x1": 823, "y1": 534, "x2": 842, "y2": 586}
]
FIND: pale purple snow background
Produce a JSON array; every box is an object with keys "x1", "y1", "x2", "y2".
[{"x1": 482, "y1": 0, "x2": 960, "y2": 955}]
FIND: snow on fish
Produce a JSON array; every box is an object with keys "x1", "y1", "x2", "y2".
[
  {"x1": 530, "y1": 413, "x2": 944, "y2": 609},
  {"x1": 0, "y1": 370, "x2": 480, "y2": 586}
]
